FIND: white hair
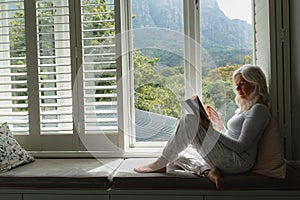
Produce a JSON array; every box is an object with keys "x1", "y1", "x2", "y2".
[{"x1": 233, "y1": 65, "x2": 270, "y2": 113}]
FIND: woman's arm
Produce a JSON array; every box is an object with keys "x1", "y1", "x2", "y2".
[{"x1": 215, "y1": 104, "x2": 271, "y2": 153}]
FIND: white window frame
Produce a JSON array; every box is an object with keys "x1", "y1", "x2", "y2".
[
  {"x1": 253, "y1": 0, "x2": 291, "y2": 158},
  {"x1": 120, "y1": 0, "x2": 202, "y2": 157}
]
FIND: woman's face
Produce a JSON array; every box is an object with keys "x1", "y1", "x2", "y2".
[{"x1": 234, "y1": 74, "x2": 254, "y2": 100}]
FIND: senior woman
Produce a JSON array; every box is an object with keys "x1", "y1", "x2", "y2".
[{"x1": 134, "y1": 65, "x2": 271, "y2": 190}]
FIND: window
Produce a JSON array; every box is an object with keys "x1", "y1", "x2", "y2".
[
  {"x1": 128, "y1": 0, "x2": 254, "y2": 152},
  {"x1": 0, "y1": 0, "x2": 277, "y2": 156}
]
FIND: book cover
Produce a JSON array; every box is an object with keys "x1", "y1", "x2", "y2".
[{"x1": 181, "y1": 96, "x2": 210, "y2": 122}]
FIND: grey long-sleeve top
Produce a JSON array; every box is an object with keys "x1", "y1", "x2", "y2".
[{"x1": 218, "y1": 103, "x2": 271, "y2": 165}]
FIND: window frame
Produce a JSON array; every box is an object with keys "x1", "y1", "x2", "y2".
[
  {"x1": 121, "y1": 0, "x2": 203, "y2": 156},
  {"x1": 252, "y1": 0, "x2": 291, "y2": 158}
]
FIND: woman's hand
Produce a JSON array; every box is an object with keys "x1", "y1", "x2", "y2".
[{"x1": 206, "y1": 106, "x2": 224, "y2": 131}]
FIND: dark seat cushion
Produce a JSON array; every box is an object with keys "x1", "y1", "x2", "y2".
[
  {"x1": 111, "y1": 158, "x2": 300, "y2": 190},
  {"x1": 0, "y1": 158, "x2": 123, "y2": 189},
  {"x1": 1, "y1": 158, "x2": 299, "y2": 190},
  {"x1": 111, "y1": 158, "x2": 215, "y2": 190},
  {"x1": 222, "y1": 163, "x2": 299, "y2": 190}
]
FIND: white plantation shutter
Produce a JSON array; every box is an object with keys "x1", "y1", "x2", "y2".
[
  {"x1": 78, "y1": 0, "x2": 120, "y2": 153},
  {"x1": 0, "y1": 0, "x2": 121, "y2": 153},
  {"x1": 36, "y1": 0, "x2": 73, "y2": 135},
  {"x1": 0, "y1": 1, "x2": 29, "y2": 134},
  {"x1": 81, "y1": 0, "x2": 118, "y2": 134}
]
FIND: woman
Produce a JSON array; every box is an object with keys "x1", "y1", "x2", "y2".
[{"x1": 134, "y1": 65, "x2": 271, "y2": 190}]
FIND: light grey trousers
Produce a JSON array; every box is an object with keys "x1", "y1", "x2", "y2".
[{"x1": 162, "y1": 114, "x2": 252, "y2": 175}]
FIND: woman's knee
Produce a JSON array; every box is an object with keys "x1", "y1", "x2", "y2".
[
  {"x1": 182, "y1": 114, "x2": 201, "y2": 133},
  {"x1": 176, "y1": 114, "x2": 199, "y2": 138}
]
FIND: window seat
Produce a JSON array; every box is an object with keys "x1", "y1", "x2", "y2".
[
  {"x1": 0, "y1": 158, "x2": 299, "y2": 190},
  {"x1": 0, "y1": 158, "x2": 300, "y2": 200}
]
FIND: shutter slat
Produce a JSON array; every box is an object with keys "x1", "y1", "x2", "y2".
[
  {"x1": 0, "y1": 96, "x2": 28, "y2": 101},
  {"x1": 40, "y1": 103, "x2": 72, "y2": 107},
  {"x1": 39, "y1": 87, "x2": 71, "y2": 92}
]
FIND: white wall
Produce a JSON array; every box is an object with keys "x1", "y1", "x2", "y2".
[{"x1": 290, "y1": 0, "x2": 300, "y2": 159}]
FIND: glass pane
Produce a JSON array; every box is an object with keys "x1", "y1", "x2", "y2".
[
  {"x1": 201, "y1": 0, "x2": 253, "y2": 122},
  {"x1": 0, "y1": 0, "x2": 29, "y2": 135},
  {"x1": 131, "y1": 0, "x2": 184, "y2": 142}
]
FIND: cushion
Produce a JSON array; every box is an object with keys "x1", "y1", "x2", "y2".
[
  {"x1": 0, "y1": 158, "x2": 123, "y2": 189},
  {"x1": 111, "y1": 158, "x2": 215, "y2": 190},
  {"x1": 0, "y1": 122, "x2": 35, "y2": 173},
  {"x1": 252, "y1": 116, "x2": 286, "y2": 178},
  {"x1": 111, "y1": 158, "x2": 299, "y2": 190}
]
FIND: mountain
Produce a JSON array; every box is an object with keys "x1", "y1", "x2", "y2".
[
  {"x1": 200, "y1": 0, "x2": 252, "y2": 49},
  {"x1": 132, "y1": 0, "x2": 184, "y2": 32},
  {"x1": 131, "y1": 0, "x2": 253, "y2": 67}
]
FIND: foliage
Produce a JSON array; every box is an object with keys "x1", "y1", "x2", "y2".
[
  {"x1": 133, "y1": 51, "x2": 182, "y2": 117},
  {"x1": 135, "y1": 83, "x2": 181, "y2": 117},
  {"x1": 133, "y1": 50, "x2": 247, "y2": 120},
  {"x1": 203, "y1": 63, "x2": 240, "y2": 121}
]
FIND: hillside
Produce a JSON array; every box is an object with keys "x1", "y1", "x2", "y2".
[{"x1": 131, "y1": 0, "x2": 253, "y2": 67}]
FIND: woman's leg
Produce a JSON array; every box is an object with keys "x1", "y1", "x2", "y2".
[
  {"x1": 134, "y1": 114, "x2": 200, "y2": 173},
  {"x1": 162, "y1": 114, "x2": 200, "y2": 162},
  {"x1": 134, "y1": 114, "x2": 225, "y2": 190},
  {"x1": 170, "y1": 146, "x2": 212, "y2": 175},
  {"x1": 193, "y1": 128, "x2": 252, "y2": 174}
]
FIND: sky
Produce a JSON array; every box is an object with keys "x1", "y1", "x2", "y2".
[{"x1": 217, "y1": 0, "x2": 252, "y2": 24}]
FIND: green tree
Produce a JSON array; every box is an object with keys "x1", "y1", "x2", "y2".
[
  {"x1": 133, "y1": 50, "x2": 183, "y2": 118},
  {"x1": 202, "y1": 63, "x2": 241, "y2": 121},
  {"x1": 242, "y1": 54, "x2": 252, "y2": 64}
]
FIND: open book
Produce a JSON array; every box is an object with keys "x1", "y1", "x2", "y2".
[{"x1": 181, "y1": 96, "x2": 210, "y2": 122}]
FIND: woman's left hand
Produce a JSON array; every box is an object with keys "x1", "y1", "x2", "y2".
[{"x1": 206, "y1": 106, "x2": 224, "y2": 131}]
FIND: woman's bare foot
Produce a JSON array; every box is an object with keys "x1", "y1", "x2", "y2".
[
  {"x1": 134, "y1": 156, "x2": 168, "y2": 173},
  {"x1": 134, "y1": 165, "x2": 166, "y2": 173},
  {"x1": 204, "y1": 167, "x2": 224, "y2": 190}
]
